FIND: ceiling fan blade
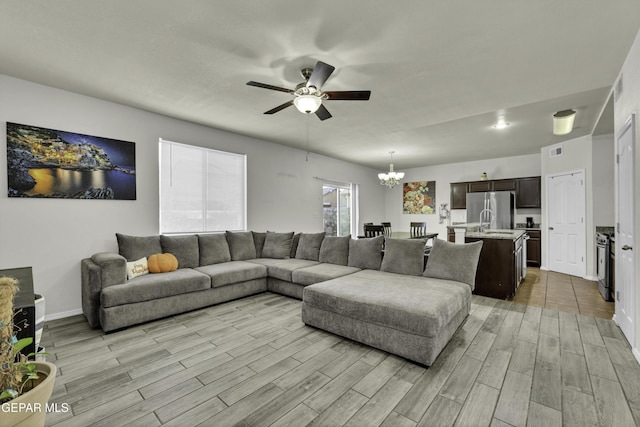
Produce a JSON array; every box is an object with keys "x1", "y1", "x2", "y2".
[
  {"x1": 307, "y1": 61, "x2": 335, "y2": 89},
  {"x1": 324, "y1": 91, "x2": 371, "y2": 101},
  {"x1": 315, "y1": 104, "x2": 332, "y2": 121},
  {"x1": 264, "y1": 100, "x2": 294, "y2": 114},
  {"x1": 247, "y1": 81, "x2": 293, "y2": 93}
]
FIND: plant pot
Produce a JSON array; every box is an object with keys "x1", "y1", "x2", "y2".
[{"x1": 1, "y1": 361, "x2": 57, "y2": 427}]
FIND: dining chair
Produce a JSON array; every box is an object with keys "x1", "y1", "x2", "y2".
[
  {"x1": 381, "y1": 222, "x2": 392, "y2": 237},
  {"x1": 364, "y1": 224, "x2": 385, "y2": 238},
  {"x1": 410, "y1": 221, "x2": 427, "y2": 238}
]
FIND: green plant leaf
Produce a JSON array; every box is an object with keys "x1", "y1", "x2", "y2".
[{"x1": 12, "y1": 337, "x2": 33, "y2": 355}]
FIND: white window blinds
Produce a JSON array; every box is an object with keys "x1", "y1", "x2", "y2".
[{"x1": 160, "y1": 139, "x2": 246, "y2": 233}]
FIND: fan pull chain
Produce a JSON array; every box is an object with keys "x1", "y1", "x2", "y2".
[{"x1": 306, "y1": 115, "x2": 310, "y2": 162}]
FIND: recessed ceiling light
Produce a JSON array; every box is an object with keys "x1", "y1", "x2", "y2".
[{"x1": 493, "y1": 121, "x2": 510, "y2": 129}]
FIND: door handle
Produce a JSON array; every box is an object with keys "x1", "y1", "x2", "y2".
[
  {"x1": 548, "y1": 227, "x2": 554, "y2": 230},
  {"x1": 622, "y1": 245, "x2": 633, "y2": 251}
]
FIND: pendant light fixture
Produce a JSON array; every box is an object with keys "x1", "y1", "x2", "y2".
[{"x1": 378, "y1": 151, "x2": 405, "y2": 188}]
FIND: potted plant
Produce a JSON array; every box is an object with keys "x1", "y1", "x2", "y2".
[{"x1": 1, "y1": 277, "x2": 56, "y2": 427}]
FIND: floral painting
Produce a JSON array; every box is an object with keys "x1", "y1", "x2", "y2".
[{"x1": 403, "y1": 181, "x2": 436, "y2": 214}]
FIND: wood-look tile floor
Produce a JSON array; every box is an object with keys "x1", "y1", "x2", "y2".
[
  {"x1": 41, "y1": 292, "x2": 639, "y2": 427},
  {"x1": 513, "y1": 268, "x2": 615, "y2": 319}
]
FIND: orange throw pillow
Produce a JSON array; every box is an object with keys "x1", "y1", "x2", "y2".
[{"x1": 148, "y1": 253, "x2": 179, "y2": 273}]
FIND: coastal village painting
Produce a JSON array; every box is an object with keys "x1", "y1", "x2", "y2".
[{"x1": 6, "y1": 122, "x2": 136, "y2": 199}]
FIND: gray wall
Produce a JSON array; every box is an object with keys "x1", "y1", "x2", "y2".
[{"x1": 0, "y1": 74, "x2": 386, "y2": 318}]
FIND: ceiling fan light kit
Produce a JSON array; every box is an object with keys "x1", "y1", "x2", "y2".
[
  {"x1": 247, "y1": 60, "x2": 371, "y2": 121},
  {"x1": 294, "y1": 94, "x2": 322, "y2": 114},
  {"x1": 553, "y1": 109, "x2": 576, "y2": 135},
  {"x1": 379, "y1": 151, "x2": 405, "y2": 188}
]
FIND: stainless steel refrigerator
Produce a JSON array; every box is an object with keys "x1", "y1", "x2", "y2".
[{"x1": 466, "y1": 191, "x2": 514, "y2": 229}]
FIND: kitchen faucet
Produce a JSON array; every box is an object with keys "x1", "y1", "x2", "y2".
[{"x1": 479, "y1": 208, "x2": 496, "y2": 232}]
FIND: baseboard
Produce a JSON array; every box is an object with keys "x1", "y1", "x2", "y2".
[
  {"x1": 45, "y1": 308, "x2": 83, "y2": 322},
  {"x1": 584, "y1": 275, "x2": 598, "y2": 281}
]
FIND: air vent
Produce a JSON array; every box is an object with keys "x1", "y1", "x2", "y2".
[
  {"x1": 549, "y1": 146, "x2": 563, "y2": 158},
  {"x1": 614, "y1": 74, "x2": 623, "y2": 102}
]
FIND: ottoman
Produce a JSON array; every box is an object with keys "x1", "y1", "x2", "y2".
[{"x1": 301, "y1": 269, "x2": 472, "y2": 366}]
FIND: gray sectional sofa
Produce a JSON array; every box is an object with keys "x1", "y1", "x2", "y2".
[{"x1": 81, "y1": 230, "x2": 482, "y2": 366}]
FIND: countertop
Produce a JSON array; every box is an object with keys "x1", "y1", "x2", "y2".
[
  {"x1": 448, "y1": 223, "x2": 527, "y2": 240},
  {"x1": 465, "y1": 229, "x2": 526, "y2": 240}
]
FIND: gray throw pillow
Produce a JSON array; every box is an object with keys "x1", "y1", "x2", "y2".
[
  {"x1": 160, "y1": 235, "x2": 199, "y2": 269},
  {"x1": 198, "y1": 233, "x2": 231, "y2": 265},
  {"x1": 252, "y1": 232, "x2": 267, "y2": 258},
  {"x1": 319, "y1": 235, "x2": 351, "y2": 266},
  {"x1": 348, "y1": 235, "x2": 384, "y2": 270},
  {"x1": 225, "y1": 231, "x2": 257, "y2": 261},
  {"x1": 295, "y1": 232, "x2": 326, "y2": 261},
  {"x1": 423, "y1": 238, "x2": 483, "y2": 288},
  {"x1": 262, "y1": 231, "x2": 295, "y2": 259},
  {"x1": 381, "y1": 238, "x2": 427, "y2": 276},
  {"x1": 116, "y1": 233, "x2": 162, "y2": 262}
]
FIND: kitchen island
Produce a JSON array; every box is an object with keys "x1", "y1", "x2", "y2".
[{"x1": 447, "y1": 224, "x2": 526, "y2": 299}]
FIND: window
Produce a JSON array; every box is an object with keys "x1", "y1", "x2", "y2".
[
  {"x1": 322, "y1": 182, "x2": 358, "y2": 237},
  {"x1": 160, "y1": 139, "x2": 246, "y2": 233}
]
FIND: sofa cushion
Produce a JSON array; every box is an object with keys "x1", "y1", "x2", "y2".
[
  {"x1": 198, "y1": 233, "x2": 231, "y2": 265},
  {"x1": 423, "y1": 239, "x2": 483, "y2": 289},
  {"x1": 295, "y1": 232, "x2": 325, "y2": 261},
  {"x1": 116, "y1": 233, "x2": 162, "y2": 262},
  {"x1": 225, "y1": 231, "x2": 257, "y2": 261},
  {"x1": 292, "y1": 263, "x2": 361, "y2": 286},
  {"x1": 247, "y1": 258, "x2": 319, "y2": 282},
  {"x1": 262, "y1": 231, "x2": 295, "y2": 259},
  {"x1": 318, "y1": 235, "x2": 350, "y2": 266},
  {"x1": 195, "y1": 261, "x2": 267, "y2": 288},
  {"x1": 348, "y1": 235, "x2": 384, "y2": 270},
  {"x1": 303, "y1": 269, "x2": 471, "y2": 338},
  {"x1": 252, "y1": 232, "x2": 267, "y2": 258},
  {"x1": 101, "y1": 268, "x2": 211, "y2": 307},
  {"x1": 161, "y1": 235, "x2": 199, "y2": 268},
  {"x1": 381, "y1": 238, "x2": 427, "y2": 276}
]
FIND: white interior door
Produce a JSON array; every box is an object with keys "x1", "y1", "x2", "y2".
[
  {"x1": 615, "y1": 115, "x2": 635, "y2": 344},
  {"x1": 547, "y1": 171, "x2": 586, "y2": 277}
]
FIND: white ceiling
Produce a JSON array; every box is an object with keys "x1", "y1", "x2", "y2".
[{"x1": 1, "y1": 1, "x2": 639, "y2": 170}]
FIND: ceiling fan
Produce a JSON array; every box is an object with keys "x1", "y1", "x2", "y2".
[{"x1": 246, "y1": 61, "x2": 371, "y2": 121}]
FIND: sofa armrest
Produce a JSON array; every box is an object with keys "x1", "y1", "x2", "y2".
[
  {"x1": 91, "y1": 252, "x2": 127, "y2": 287},
  {"x1": 81, "y1": 252, "x2": 127, "y2": 328}
]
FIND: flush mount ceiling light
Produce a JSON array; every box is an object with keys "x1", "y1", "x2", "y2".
[
  {"x1": 493, "y1": 120, "x2": 510, "y2": 129},
  {"x1": 378, "y1": 151, "x2": 405, "y2": 188},
  {"x1": 553, "y1": 109, "x2": 576, "y2": 135}
]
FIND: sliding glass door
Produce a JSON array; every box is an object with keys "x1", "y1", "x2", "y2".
[{"x1": 322, "y1": 184, "x2": 352, "y2": 236}]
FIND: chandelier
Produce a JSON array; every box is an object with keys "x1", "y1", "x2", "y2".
[{"x1": 378, "y1": 151, "x2": 405, "y2": 188}]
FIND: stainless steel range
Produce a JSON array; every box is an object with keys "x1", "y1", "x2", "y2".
[{"x1": 596, "y1": 232, "x2": 613, "y2": 301}]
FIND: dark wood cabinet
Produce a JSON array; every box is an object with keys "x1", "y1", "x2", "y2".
[
  {"x1": 466, "y1": 236, "x2": 518, "y2": 299},
  {"x1": 450, "y1": 176, "x2": 540, "y2": 209},
  {"x1": 516, "y1": 176, "x2": 541, "y2": 208},
  {"x1": 450, "y1": 182, "x2": 468, "y2": 209},
  {"x1": 448, "y1": 229, "x2": 455, "y2": 242},
  {"x1": 468, "y1": 181, "x2": 492, "y2": 192},
  {"x1": 526, "y1": 230, "x2": 541, "y2": 266},
  {"x1": 492, "y1": 179, "x2": 516, "y2": 191}
]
